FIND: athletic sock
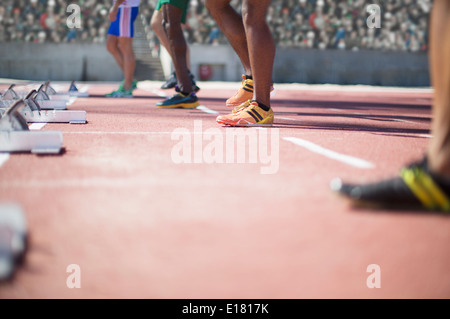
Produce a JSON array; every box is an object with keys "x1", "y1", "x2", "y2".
[
  {"x1": 245, "y1": 75, "x2": 253, "y2": 80},
  {"x1": 253, "y1": 100, "x2": 271, "y2": 111}
]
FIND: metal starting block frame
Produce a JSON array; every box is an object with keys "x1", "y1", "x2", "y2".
[
  {"x1": 44, "y1": 80, "x2": 89, "y2": 98},
  {"x1": 0, "y1": 100, "x2": 63, "y2": 154},
  {"x1": 1, "y1": 85, "x2": 67, "y2": 110},
  {"x1": 0, "y1": 90, "x2": 86, "y2": 124}
]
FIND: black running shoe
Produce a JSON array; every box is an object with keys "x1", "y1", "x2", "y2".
[
  {"x1": 156, "y1": 92, "x2": 199, "y2": 109},
  {"x1": 161, "y1": 71, "x2": 177, "y2": 89},
  {"x1": 161, "y1": 71, "x2": 200, "y2": 92},
  {"x1": 331, "y1": 157, "x2": 450, "y2": 212}
]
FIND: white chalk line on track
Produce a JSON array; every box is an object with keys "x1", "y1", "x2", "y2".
[
  {"x1": 152, "y1": 89, "x2": 169, "y2": 98},
  {"x1": 29, "y1": 123, "x2": 47, "y2": 130},
  {"x1": 196, "y1": 105, "x2": 219, "y2": 115},
  {"x1": 0, "y1": 154, "x2": 10, "y2": 168},
  {"x1": 283, "y1": 136, "x2": 375, "y2": 169}
]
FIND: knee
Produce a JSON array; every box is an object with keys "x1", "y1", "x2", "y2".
[
  {"x1": 163, "y1": 19, "x2": 180, "y2": 40},
  {"x1": 241, "y1": 4, "x2": 251, "y2": 26},
  {"x1": 204, "y1": 0, "x2": 215, "y2": 12},
  {"x1": 150, "y1": 14, "x2": 161, "y2": 33},
  {"x1": 205, "y1": 0, "x2": 225, "y2": 16},
  {"x1": 241, "y1": 2, "x2": 261, "y2": 27},
  {"x1": 119, "y1": 43, "x2": 134, "y2": 57},
  {"x1": 106, "y1": 40, "x2": 117, "y2": 53},
  {"x1": 150, "y1": 17, "x2": 158, "y2": 32}
]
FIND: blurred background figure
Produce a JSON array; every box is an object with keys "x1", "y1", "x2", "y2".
[{"x1": 105, "y1": 0, "x2": 140, "y2": 98}]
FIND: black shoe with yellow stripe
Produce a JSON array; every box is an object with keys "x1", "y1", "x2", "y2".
[
  {"x1": 156, "y1": 92, "x2": 199, "y2": 109},
  {"x1": 331, "y1": 157, "x2": 450, "y2": 212}
]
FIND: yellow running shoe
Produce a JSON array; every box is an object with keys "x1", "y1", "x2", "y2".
[
  {"x1": 226, "y1": 75, "x2": 254, "y2": 108},
  {"x1": 216, "y1": 101, "x2": 274, "y2": 127},
  {"x1": 232, "y1": 99, "x2": 251, "y2": 113},
  {"x1": 226, "y1": 75, "x2": 275, "y2": 108}
]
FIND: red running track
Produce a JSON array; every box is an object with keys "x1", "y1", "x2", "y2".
[{"x1": 0, "y1": 80, "x2": 449, "y2": 299}]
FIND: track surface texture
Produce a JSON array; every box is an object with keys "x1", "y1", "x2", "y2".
[{"x1": 0, "y1": 80, "x2": 448, "y2": 299}]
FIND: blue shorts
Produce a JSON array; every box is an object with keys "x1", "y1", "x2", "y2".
[{"x1": 108, "y1": 7, "x2": 139, "y2": 38}]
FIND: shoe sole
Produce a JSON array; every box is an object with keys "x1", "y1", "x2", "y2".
[
  {"x1": 216, "y1": 116, "x2": 274, "y2": 127},
  {"x1": 156, "y1": 102, "x2": 199, "y2": 109}
]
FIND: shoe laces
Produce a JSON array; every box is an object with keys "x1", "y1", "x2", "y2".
[{"x1": 233, "y1": 100, "x2": 252, "y2": 113}]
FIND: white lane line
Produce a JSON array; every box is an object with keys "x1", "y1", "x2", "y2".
[
  {"x1": 152, "y1": 89, "x2": 169, "y2": 98},
  {"x1": 66, "y1": 97, "x2": 78, "y2": 106},
  {"x1": 283, "y1": 136, "x2": 375, "y2": 169},
  {"x1": 29, "y1": 123, "x2": 47, "y2": 130},
  {"x1": 197, "y1": 105, "x2": 219, "y2": 115},
  {"x1": 0, "y1": 154, "x2": 10, "y2": 168},
  {"x1": 79, "y1": 84, "x2": 90, "y2": 93}
]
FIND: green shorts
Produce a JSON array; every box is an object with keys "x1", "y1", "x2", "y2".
[{"x1": 155, "y1": 0, "x2": 189, "y2": 24}]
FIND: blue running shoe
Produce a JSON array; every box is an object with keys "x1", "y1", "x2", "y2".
[{"x1": 156, "y1": 92, "x2": 199, "y2": 109}]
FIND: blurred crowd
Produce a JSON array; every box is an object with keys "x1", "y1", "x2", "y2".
[
  {"x1": 0, "y1": 0, "x2": 432, "y2": 52},
  {"x1": 0, "y1": 0, "x2": 111, "y2": 43}
]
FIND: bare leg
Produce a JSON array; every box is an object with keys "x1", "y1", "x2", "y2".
[
  {"x1": 205, "y1": 0, "x2": 252, "y2": 76},
  {"x1": 242, "y1": 0, "x2": 275, "y2": 107},
  {"x1": 117, "y1": 37, "x2": 136, "y2": 91},
  {"x1": 151, "y1": 9, "x2": 191, "y2": 72},
  {"x1": 106, "y1": 35, "x2": 124, "y2": 73},
  {"x1": 162, "y1": 4, "x2": 192, "y2": 94},
  {"x1": 427, "y1": 0, "x2": 450, "y2": 177}
]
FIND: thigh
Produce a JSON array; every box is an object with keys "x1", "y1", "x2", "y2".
[
  {"x1": 205, "y1": 0, "x2": 232, "y2": 8},
  {"x1": 117, "y1": 36, "x2": 134, "y2": 53},
  {"x1": 106, "y1": 34, "x2": 119, "y2": 48},
  {"x1": 160, "y1": 0, "x2": 188, "y2": 23},
  {"x1": 151, "y1": 7, "x2": 163, "y2": 26}
]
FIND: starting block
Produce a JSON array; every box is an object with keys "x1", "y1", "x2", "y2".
[
  {"x1": 44, "y1": 80, "x2": 89, "y2": 98},
  {"x1": 1, "y1": 84, "x2": 67, "y2": 110},
  {"x1": 0, "y1": 90, "x2": 86, "y2": 124},
  {"x1": 0, "y1": 100, "x2": 63, "y2": 154},
  {"x1": 37, "y1": 82, "x2": 72, "y2": 101}
]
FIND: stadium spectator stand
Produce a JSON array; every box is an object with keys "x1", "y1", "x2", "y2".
[{"x1": 0, "y1": 0, "x2": 432, "y2": 52}]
